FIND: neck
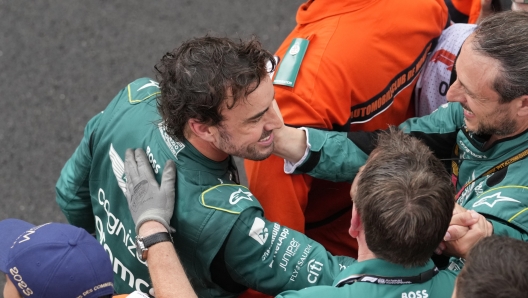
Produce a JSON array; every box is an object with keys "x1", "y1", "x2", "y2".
[
  {"x1": 487, "y1": 121, "x2": 528, "y2": 149},
  {"x1": 356, "y1": 231, "x2": 376, "y2": 262},
  {"x1": 186, "y1": 134, "x2": 228, "y2": 161}
]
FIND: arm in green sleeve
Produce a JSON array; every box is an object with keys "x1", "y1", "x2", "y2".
[
  {"x1": 287, "y1": 128, "x2": 369, "y2": 183},
  {"x1": 489, "y1": 218, "x2": 528, "y2": 241},
  {"x1": 55, "y1": 113, "x2": 101, "y2": 233},
  {"x1": 223, "y1": 207, "x2": 356, "y2": 295},
  {"x1": 290, "y1": 104, "x2": 462, "y2": 182}
]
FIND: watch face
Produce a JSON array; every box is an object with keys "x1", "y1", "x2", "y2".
[{"x1": 135, "y1": 236, "x2": 148, "y2": 261}]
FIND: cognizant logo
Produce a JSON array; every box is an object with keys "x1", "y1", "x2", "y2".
[{"x1": 96, "y1": 188, "x2": 150, "y2": 293}]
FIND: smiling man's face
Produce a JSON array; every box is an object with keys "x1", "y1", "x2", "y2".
[
  {"x1": 446, "y1": 34, "x2": 519, "y2": 137},
  {"x1": 211, "y1": 75, "x2": 283, "y2": 161}
]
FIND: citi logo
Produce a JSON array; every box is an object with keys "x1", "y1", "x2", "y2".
[
  {"x1": 229, "y1": 188, "x2": 253, "y2": 205},
  {"x1": 249, "y1": 217, "x2": 268, "y2": 245},
  {"x1": 307, "y1": 259, "x2": 323, "y2": 284}
]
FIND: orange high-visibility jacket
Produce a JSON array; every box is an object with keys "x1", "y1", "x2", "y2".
[{"x1": 245, "y1": 0, "x2": 448, "y2": 261}]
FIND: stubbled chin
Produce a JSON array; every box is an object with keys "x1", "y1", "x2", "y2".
[{"x1": 463, "y1": 119, "x2": 477, "y2": 133}]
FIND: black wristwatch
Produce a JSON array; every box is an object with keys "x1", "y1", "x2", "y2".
[{"x1": 135, "y1": 232, "x2": 173, "y2": 261}]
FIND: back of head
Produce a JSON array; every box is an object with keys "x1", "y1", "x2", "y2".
[
  {"x1": 0, "y1": 219, "x2": 114, "y2": 298},
  {"x1": 472, "y1": 10, "x2": 528, "y2": 103},
  {"x1": 355, "y1": 128, "x2": 455, "y2": 267},
  {"x1": 155, "y1": 36, "x2": 275, "y2": 140},
  {"x1": 455, "y1": 235, "x2": 528, "y2": 298}
]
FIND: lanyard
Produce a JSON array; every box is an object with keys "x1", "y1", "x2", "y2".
[
  {"x1": 335, "y1": 267, "x2": 439, "y2": 287},
  {"x1": 452, "y1": 145, "x2": 528, "y2": 200}
]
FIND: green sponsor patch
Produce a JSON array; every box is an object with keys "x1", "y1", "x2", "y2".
[
  {"x1": 201, "y1": 184, "x2": 260, "y2": 214},
  {"x1": 274, "y1": 38, "x2": 309, "y2": 87}
]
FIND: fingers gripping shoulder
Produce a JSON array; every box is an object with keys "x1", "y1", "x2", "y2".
[{"x1": 201, "y1": 185, "x2": 262, "y2": 214}]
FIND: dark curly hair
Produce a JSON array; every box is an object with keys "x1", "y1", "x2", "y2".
[{"x1": 155, "y1": 36, "x2": 275, "y2": 141}]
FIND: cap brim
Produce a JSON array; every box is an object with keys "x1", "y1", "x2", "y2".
[{"x1": 0, "y1": 219, "x2": 35, "y2": 273}]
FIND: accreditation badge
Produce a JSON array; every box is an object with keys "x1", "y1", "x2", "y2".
[{"x1": 273, "y1": 38, "x2": 309, "y2": 88}]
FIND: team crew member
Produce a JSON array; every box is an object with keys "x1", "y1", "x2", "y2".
[
  {"x1": 244, "y1": 0, "x2": 449, "y2": 261},
  {"x1": 276, "y1": 130, "x2": 458, "y2": 297},
  {"x1": 123, "y1": 129, "x2": 459, "y2": 298},
  {"x1": 56, "y1": 37, "x2": 354, "y2": 297},
  {"x1": 415, "y1": 1, "x2": 528, "y2": 116},
  {"x1": 273, "y1": 11, "x2": 528, "y2": 261},
  {"x1": 0, "y1": 219, "x2": 116, "y2": 298},
  {"x1": 453, "y1": 235, "x2": 528, "y2": 298}
]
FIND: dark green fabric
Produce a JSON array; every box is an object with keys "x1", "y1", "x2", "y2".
[{"x1": 276, "y1": 259, "x2": 458, "y2": 298}]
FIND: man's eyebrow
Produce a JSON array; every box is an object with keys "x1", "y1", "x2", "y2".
[
  {"x1": 454, "y1": 60, "x2": 477, "y2": 97},
  {"x1": 245, "y1": 107, "x2": 269, "y2": 123},
  {"x1": 244, "y1": 90, "x2": 275, "y2": 123}
]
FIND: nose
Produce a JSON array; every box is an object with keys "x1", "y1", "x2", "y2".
[
  {"x1": 264, "y1": 100, "x2": 284, "y2": 131},
  {"x1": 446, "y1": 79, "x2": 465, "y2": 104}
]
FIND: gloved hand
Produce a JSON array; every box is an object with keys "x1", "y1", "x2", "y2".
[{"x1": 124, "y1": 148, "x2": 176, "y2": 234}]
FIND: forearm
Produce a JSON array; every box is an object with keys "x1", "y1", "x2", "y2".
[
  {"x1": 139, "y1": 222, "x2": 197, "y2": 298},
  {"x1": 285, "y1": 128, "x2": 368, "y2": 182}
]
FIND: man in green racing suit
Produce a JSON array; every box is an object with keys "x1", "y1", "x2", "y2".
[{"x1": 55, "y1": 37, "x2": 354, "y2": 297}]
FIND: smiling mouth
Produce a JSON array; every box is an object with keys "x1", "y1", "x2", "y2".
[
  {"x1": 463, "y1": 108, "x2": 474, "y2": 116},
  {"x1": 259, "y1": 134, "x2": 271, "y2": 142},
  {"x1": 258, "y1": 131, "x2": 272, "y2": 142},
  {"x1": 461, "y1": 104, "x2": 474, "y2": 116}
]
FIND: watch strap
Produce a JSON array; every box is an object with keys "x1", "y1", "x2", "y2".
[{"x1": 142, "y1": 232, "x2": 173, "y2": 248}]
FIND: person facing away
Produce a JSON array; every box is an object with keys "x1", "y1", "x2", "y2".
[
  {"x1": 275, "y1": 129, "x2": 459, "y2": 297},
  {"x1": 0, "y1": 219, "x2": 115, "y2": 298},
  {"x1": 452, "y1": 235, "x2": 528, "y2": 298},
  {"x1": 55, "y1": 36, "x2": 356, "y2": 297},
  {"x1": 121, "y1": 128, "x2": 459, "y2": 298}
]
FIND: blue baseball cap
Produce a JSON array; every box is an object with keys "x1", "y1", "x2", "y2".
[{"x1": 0, "y1": 219, "x2": 114, "y2": 298}]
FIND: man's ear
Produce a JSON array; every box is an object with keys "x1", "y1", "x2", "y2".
[
  {"x1": 517, "y1": 95, "x2": 528, "y2": 117},
  {"x1": 187, "y1": 118, "x2": 217, "y2": 142},
  {"x1": 349, "y1": 206, "x2": 361, "y2": 238}
]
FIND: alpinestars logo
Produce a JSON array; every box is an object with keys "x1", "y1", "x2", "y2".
[
  {"x1": 249, "y1": 217, "x2": 268, "y2": 245},
  {"x1": 473, "y1": 192, "x2": 520, "y2": 208},
  {"x1": 109, "y1": 144, "x2": 127, "y2": 195},
  {"x1": 229, "y1": 188, "x2": 253, "y2": 205}
]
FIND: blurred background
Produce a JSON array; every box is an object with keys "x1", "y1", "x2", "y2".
[{"x1": 0, "y1": 0, "x2": 303, "y2": 225}]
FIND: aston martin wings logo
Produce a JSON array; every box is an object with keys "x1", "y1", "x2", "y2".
[
  {"x1": 229, "y1": 188, "x2": 253, "y2": 205},
  {"x1": 472, "y1": 192, "x2": 520, "y2": 208},
  {"x1": 109, "y1": 144, "x2": 127, "y2": 195}
]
